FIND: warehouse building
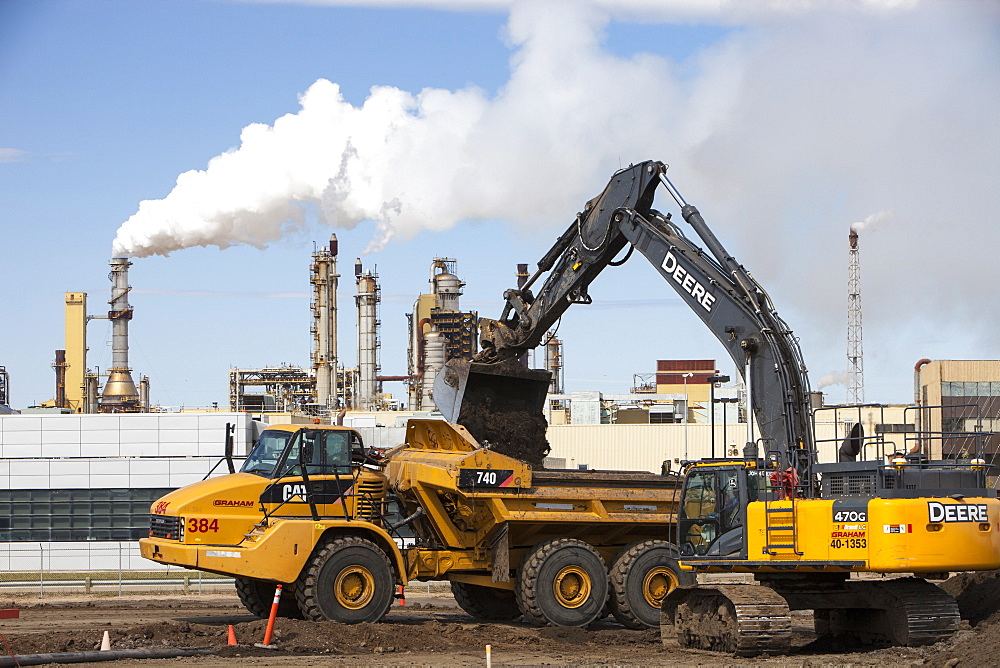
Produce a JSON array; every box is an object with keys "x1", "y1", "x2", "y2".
[{"x1": 916, "y1": 360, "x2": 1000, "y2": 462}]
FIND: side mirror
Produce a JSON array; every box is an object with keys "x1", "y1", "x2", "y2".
[{"x1": 301, "y1": 441, "x2": 314, "y2": 467}]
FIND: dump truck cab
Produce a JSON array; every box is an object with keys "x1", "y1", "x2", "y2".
[{"x1": 140, "y1": 424, "x2": 405, "y2": 622}]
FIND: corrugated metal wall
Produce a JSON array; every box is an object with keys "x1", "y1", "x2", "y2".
[{"x1": 546, "y1": 420, "x2": 898, "y2": 473}]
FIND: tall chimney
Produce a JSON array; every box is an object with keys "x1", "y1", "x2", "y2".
[
  {"x1": 517, "y1": 263, "x2": 530, "y2": 367},
  {"x1": 312, "y1": 234, "x2": 339, "y2": 408},
  {"x1": 53, "y1": 350, "x2": 68, "y2": 409},
  {"x1": 101, "y1": 257, "x2": 140, "y2": 411}
]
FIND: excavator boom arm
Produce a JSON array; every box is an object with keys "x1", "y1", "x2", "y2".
[{"x1": 475, "y1": 160, "x2": 816, "y2": 478}]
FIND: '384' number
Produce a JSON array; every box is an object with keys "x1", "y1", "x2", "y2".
[{"x1": 187, "y1": 518, "x2": 219, "y2": 533}]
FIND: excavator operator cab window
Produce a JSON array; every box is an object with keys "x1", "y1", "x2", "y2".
[
  {"x1": 680, "y1": 471, "x2": 717, "y2": 555},
  {"x1": 679, "y1": 467, "x2": 748, "y2": 558}
]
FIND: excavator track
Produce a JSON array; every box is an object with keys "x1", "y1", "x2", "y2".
[
  {"x1": 812, "y1": 577, "x2": 960, "y2": 647},
  {"x1": 662, "y1": 584, "x2": 791, "y2": 656}
]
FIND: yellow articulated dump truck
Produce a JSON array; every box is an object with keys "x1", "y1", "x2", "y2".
[{"x1": 139, "y1": 418, "x2": 687, "y2": 628}]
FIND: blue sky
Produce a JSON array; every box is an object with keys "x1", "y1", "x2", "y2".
[{"x1": 2, "y1": 0, "x2": 998, "y2": 410}]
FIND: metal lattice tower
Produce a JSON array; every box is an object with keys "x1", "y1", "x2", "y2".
[{"x1": 847, "y1": 228, "x2": 865, "y2": 403}]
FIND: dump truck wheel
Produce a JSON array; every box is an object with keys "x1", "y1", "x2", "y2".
[
  {"x1": 609, "y1": 540, "x2": 692, "y2": 629},
  {"x1": 516, "y1": 538, "x2": 608, "y2": 627},
  {"x1": 450, "y1": 581, "x2": 521, "y2": 620},
  {"x1": 234, "y1": 577, "x2": 303, "y2": 619},
  {"x1": 295, "y1": 535, "x2": 395, "y2": 623}
]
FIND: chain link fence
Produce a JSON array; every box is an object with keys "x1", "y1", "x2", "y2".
[{"x1": 0, "y1": 543, "x2": 234, "y2": 596}]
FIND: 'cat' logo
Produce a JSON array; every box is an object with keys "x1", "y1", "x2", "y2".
[{"x1": 283, "y1": 484, "x2": 309, "y2": 502}]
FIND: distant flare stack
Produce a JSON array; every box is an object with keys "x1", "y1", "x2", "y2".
[
  {"x1": 847, "y1": 227, "x2": 864, "y2": 404},
  {"x1": 101, "y1": 257, "x2": 141, "y2": 412}
]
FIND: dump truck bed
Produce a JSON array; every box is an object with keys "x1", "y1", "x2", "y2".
[
  {"x1": 532, "y1": 469, "x2": 680, "y2": 489},
  {"x1": 388, "y1": 420, "x2": 681, "y2": 580}
]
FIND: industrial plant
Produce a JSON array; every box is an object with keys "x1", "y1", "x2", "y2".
[{"x1": 0, "y1": 222, "x2": 999, "y2": 573}]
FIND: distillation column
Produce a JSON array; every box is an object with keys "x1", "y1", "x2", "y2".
[
  {"x1": 312, "y1": 234, "x2": 339, "y2": 408},
  {"x1": 100, "y1": 258, "x2": 141, "y2": 412},
  {"x1": 545, "y1": 335, "x2": 564, "y2": 395},
  {"x1": 355, "y1": 260, "x2": 380, "y2": 410},
  {"x1": 420, "y1": 326, "x2": 447, "y2": 410}
]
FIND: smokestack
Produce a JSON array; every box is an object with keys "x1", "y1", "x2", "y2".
[
  {"x1": 0, "y1": 366, "x2": 9, "y2": 407},
  {"x1": 355, "y1": 264, "x2": 380, "y2": 409},
  {"x1": 517, "y1": 263, "x2": 530, "y2": 367},
  {"x1": 312, "y1": 234, "x2": 339, "y2": 408},
  {"x1": 53, "y1": 350, "x2": 68, "y2": 409},
  {"x1": 101, "y1": 258, "x2": 140, "y2": 411},
  {"x1": 516, "y1": 263, "x2": 529, "y2": 289}
]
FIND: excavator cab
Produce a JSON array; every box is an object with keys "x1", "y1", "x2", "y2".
[{"x1": 677, "y1": 463, "x2": 759, "y2": 559}]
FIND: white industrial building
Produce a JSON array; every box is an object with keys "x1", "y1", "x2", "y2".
[{"x1": 0, "y1": 412, "x2": 255, "y2": 570}]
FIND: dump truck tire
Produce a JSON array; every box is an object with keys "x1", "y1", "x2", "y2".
[
  {"x1": 450, "y1": 581, "x2": 521, "y2": 620},
  {"x1": 234, "y1": 577, "x2": 303, "y2": 619},
  {"x1": 515, "y1": 538, "x2": 608, "y2": 627},
  {"x1": 295, "y1": 535, "x2": 395, "y2": 623},
  {"x1": 609, "y1": 540, "x2": 692, "y2": 629}
]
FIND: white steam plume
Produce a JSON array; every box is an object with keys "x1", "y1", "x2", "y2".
[
  {"x1": 112, "y1": 0, "x2": 1000, "y2": 370},
  {"x1": 114, "y1": 3, "x2": 671, "y2": 257},
  {"x1": 851, "y1": 210, "x2": 893, "y2": 234},
  {"x1": 817, "y1": 371, "x2": 850, "y2": 390}
]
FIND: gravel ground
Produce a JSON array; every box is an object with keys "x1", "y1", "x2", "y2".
[{"x1": 0, "y1": 572, "x2": 994, "y2": 667}]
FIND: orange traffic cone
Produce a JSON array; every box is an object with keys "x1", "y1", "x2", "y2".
[
  {"x1": 397, "y1": 585, "x2": 405, "y2": 606},
  {"x1": 227, "y1": 625, "x2": 237, "y2": 646}
]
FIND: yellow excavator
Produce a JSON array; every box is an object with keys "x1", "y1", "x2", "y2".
[{"x1": 437, "y1": 160, "x2": 1000, "y2": 655}]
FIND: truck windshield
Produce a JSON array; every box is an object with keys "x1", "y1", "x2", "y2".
[{"x1": 241, "y1": 430, "x2": 292, "y2": 477}]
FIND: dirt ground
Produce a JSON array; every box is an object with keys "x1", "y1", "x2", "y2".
[{"x1": 0, "y1": 573, "x2": 996, "y2": 667}]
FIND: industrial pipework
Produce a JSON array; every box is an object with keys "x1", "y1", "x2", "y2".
[
  {"x1": 407, "y1": 258, "x2": 478, "y2": 410},
  {"x1": 100, "y1": 258, "x2": 141, "y2": 412}
]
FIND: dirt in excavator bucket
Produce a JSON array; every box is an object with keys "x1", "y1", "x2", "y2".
[{"x1": 436, "y1": 359, "x2": 552, "y2": 468}]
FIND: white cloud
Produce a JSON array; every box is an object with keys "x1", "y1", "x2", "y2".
[
  {"x1": 0, "y1": 148, "x2": 28, "y2": 163},
  {"x1": 249, "y1": 0, "x2": 924, "y2": 23}
]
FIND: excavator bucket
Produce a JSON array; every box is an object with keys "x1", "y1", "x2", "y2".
[
  {"x1": 432, "y1": 358, "x2": 553, "y2": 467},
  {"x1": 433, "y1": 359, "x2": 551, "y2": 423}
]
